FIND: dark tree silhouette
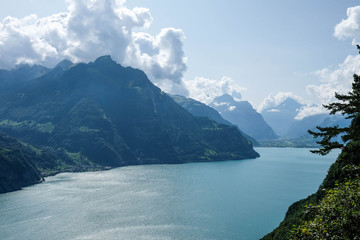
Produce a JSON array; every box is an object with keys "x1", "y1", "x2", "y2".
[{"x1": 309, "y1": 46, "x2": 360, "y2": 155}]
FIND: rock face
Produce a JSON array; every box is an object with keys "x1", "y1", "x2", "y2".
[
  {"x1": 210, "y1": 94, "x2": 277, "y2": 140},
  {"x1": 0, "y1": 132, "x2": 43, "y2": 194},
  {"x1": 0, "y1": 56, "x2": 259, "y2": 174}
]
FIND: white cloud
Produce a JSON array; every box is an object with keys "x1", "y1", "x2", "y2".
[
  {"x1": 296, "y1": 48, "x2": 360, "y2": 119},
  {"x1": 257, "y1": 92, "x2": 304, "y2": 113},
  {"x1": 282, "y1": 5, "x2": 360, "y2": 120},
  {"x1": 334, "y1": 6, "x2": 360, "y2": 45},
  {"x1": 184, "y1": 76, "x2": 246, "y2": 104},
  {"x1": 0, "y1": 0, "x2": 187, "y2": 93},
  {"x1": 267, "y1": 109, "x2": 280, "y2": 113},
  {"x1": 126, "y1": 27, "x2": 188, "y2": 95},
  {"x1": 295, "y1": 105, "x2": 328, "y2": 120},
  {"x1": 228, "y1": 106, "x2": 236, "y2": 111}
]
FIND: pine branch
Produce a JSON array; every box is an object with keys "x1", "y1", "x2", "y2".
[{"x1": 309, "y1": 46, "x2": 360, "y2": 155}]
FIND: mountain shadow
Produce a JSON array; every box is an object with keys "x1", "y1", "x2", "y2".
[{"x1": 0, "y1": 56, "x2": 259, "y2": 177}]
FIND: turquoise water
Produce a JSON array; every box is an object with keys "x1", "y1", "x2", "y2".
[{"x1": 0, "y1": 148, "x2": 339, "y2": 240}]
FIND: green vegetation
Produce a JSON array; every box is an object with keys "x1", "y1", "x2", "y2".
[
  {"x1": 170, "y1": 94, "x2": 259, "y2": 146},
  {"x1": 0, "y1": 119, "x2": 55, "y2": 133},
  {"x1": 0, "y1": 132, "x2": 43, "y2": 193},
  {"x1": 258, "y1": 135, "x2": 318, "y2": 148},
  {"x1": 262, "y1": 47, "x2": 360, "y2": 240},
  {"x1": 262, "y1": 134, "x2": 360, "y2": 240},
  {"x1": 78, "y1": 126, "x2": 99, "y2": 132},
  {"x1": 290, "y1": 174, "x2": 360, "y2": 239},
  {"x1": 0, "y1": 56, "x2": 260, "y2": 193}
]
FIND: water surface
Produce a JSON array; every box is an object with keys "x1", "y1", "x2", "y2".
[{"x1": 0, "y1": 148, "x2": 339, "y2": 240}]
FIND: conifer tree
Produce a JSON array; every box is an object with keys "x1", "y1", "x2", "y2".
[{"x1": 308, "y1": 46, "x2": 360, "y2": 155}]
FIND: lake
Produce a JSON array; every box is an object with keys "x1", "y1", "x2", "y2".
[{"x1": 0, "y1": 148, "x2": 340, "y2": 240}]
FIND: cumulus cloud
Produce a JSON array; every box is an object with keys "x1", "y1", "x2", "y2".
[
  {"x1": 276, "y1": 5, "x2": 360, "y2": 120},
  {"x1": 183, "y1": 76, "x2": 246, "y2": 104},
  {"x1": 228, "y1": 106, "x2": 237, "y2": 111},
  {"x1": 257, "y1": 92, "x2": 304, "y2": 113},
  {"x1": 295, "y1": 105, "x2": 328, "y2": 120},
  {"x1": 334, "y1": 6, "x2": 360, "y2": 45},
  {"x1": 126, "y1": 28, "x2": 188, "y2": 94},
  {"x1": 295, "y1": 54, "x2": 360, "y2": 119},
  {"x1": 0, "y1": 0, "x2": 187, "y2": 94}
]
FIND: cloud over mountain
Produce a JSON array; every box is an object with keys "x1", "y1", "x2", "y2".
[
  {"x1": 257, "y1": 92, "x2": 304, "y2": 113},
  {"x1": 0, "y1": 0, "x2": 187, "y2": 94},
  {"x1": 184, "y1": 76, "x2": 245, "y2": 104}
]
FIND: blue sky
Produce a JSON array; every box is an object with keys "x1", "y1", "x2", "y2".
[
  {"x1": 125, "y1": 0, "x2": 359, "y2": 104},
  {"x1": 0, "y1": 0, "x2": 359, "y2": 117}
]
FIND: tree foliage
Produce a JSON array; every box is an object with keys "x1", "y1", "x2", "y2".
[
  {"x1": 308, "y1": 45, "x2": 360, "y2": 155},
  {"x1": 290, "y1": 168, "x2": 360, "y2": 240},
  {"x1": 292, "y1": 46, "x2": 360, "y2": 239}
]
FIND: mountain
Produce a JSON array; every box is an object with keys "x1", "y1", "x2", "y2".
[
  {"x1": 261, "y1": 97, "x2": 351, "y2": 143},
  {"x1": 0, "y1": 131, "x2": 80, "y2": 194},
  {"x1": 0, "y1": 64, "x2": 50, "y2": 86},
  {"x1": 258, "y1": 114, "x2": 351, "y2": 148},
  {"x1": 0, "y1": 56, "x2": 259, "y2": 176},
  {"x1": 261, "y1": 97, "x2": 304, "y2": 137},
  {"x1": 170, "y1": 94, "x2": 231, "y2": 126},
  {"x1": 0, "y1": 132, "x2": 43, "y2": 193},
  {"x1": 54, "y1": 59, "x2": 74, "y2": 71},
  {"x1": 170, "y1": 94, "x2": 259, "y2": 146},
  {"x1": 285, "y1": 113, "x2": 329, "y2": 138},
  {"x1": 210, "y1": 94, "x2": 277, "y2": 140},
  {"x1": 286, "y1": 114, "x2": 351, "y2": 139}
]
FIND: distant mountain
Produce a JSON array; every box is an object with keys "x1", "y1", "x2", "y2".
[
  {"x1": 258, "y1": 114, "x2": 351, "y2": 148},
  {"x1": 170, "y1": 94, "x2": 259, "y2": 146},
  {"x1": 0, "y1": 56, "x2": 259, "y2": 177},
  {"x1": 170, "y1": 95, "x2": 231, "y2": 125},
  {"x1": 0, "y1": 64, "x2": 49, "y2": 84},
  {"x1": 261, "y1": 97, "x2": 351, "y2": 141},
  {"x1": 286, "y1": 114, "x2": 329, "y2": 138},
  {"x1": 320, "y1": 115, "x2": 350, "y2": 129},
  {"x1": 54, "y1": 59, "x2": 74, "y2": 71},
  {"x1": 261, "y1": 97, "x2": 304, "y2": 137},
  {"x1": 210, "y1": 94, "x2": 277, "y2": 140}
]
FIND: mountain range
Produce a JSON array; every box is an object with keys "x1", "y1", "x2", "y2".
[
  {"x1": 261, "y1": 97, "x2": 304, "y2": 137},
  {"x1": 261, "y1": 97, "x2": 350, "y2": 139},
  {"x1": 209, "y1": 94, "x2": 278, "y2": 140},
  {"x1": 170, "y1": 94, "x2": 259, "y2": 145},
  {"x1": 0, "y1": 56, "x2": 259, "y2": 192}
]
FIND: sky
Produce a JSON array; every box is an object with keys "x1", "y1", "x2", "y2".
[{"x1": 0, "y1": 0, "x2": 360, "y2": 119}]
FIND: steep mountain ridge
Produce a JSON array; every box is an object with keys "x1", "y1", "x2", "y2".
[
  {"x1": 261, "y1": 97, "x2": 304, "y2": 137},
  {"x1": 170, "y1": 94, "x2": 259, "y2": 146},
  {"x1": 210, "y1": 94, "x2": 278, "y2": 140},
  {"x1": 170, "y1": 94, "x2": 232, "y2": 126},
  {"x1": 0, "y1": 56, "x2": 259, "y2": 178}
]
